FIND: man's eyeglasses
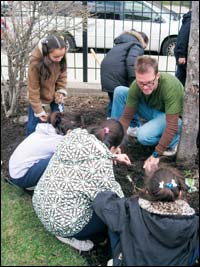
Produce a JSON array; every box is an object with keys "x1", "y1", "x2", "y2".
[{"x1": 137, "y1": 76, "x2": 157, "y2": 87}]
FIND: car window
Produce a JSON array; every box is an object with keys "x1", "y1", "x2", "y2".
[
  {"x1": 151, "y1": 2, "x2": 180, "y2": 21},
  {"x1": 123, "y1": 1, "x2": 159, "y2": 22},
  {"x1": 89, "y1": 1, "x2": 121, "y2": 20}
]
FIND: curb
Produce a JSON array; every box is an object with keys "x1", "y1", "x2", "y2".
[{"x1": 67, "y1": 82, "x2": 107, "y2": 96}]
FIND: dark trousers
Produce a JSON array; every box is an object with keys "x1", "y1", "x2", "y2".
[
  {"x1": 10, "y1": 157, "x2": 52, "y2": 188},
  {"x1": 72, "y1": 211, "x2": 107, "y2": 241},
  {"x1": 175, "y1": 63, "x2": 187, "y2": 86}
]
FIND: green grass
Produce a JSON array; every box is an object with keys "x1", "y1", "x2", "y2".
[{"x1": 1, "y1": 179, "x2": 87, "y2": 266}]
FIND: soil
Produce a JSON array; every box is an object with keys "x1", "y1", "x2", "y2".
[{"x1": 1, "y1": 95, "x2": 199, "y2": 266}]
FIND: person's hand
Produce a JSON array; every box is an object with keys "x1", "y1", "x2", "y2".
[
  {"x1": 55, "y1": 92, "x2": 66, "y2": 104},
  {"x1": 39, "y1": 114, "x2": 48, "y2": 122},
  {"x1": 143, "y1": 155, "x2": 159, "y2": 175},
  {"x1": 178, "y1": 57, "x2": 186, "y2": 65},
  {"x1": 113, "y1": 153, "x2": 132, "y2": 166}
]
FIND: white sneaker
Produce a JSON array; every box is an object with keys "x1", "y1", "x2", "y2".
[
  {"x1": 56, "y1": 236, "x2": 94, "y2": 251},
  {"x1": 107, "y1": 259, "x2": 113, "y2": 266},
  {"x1": 127, "y1": 126, "x2": 139, "y2": 137},
  {"x1": 162, "y1": 145, "x2": 178, "y2": 156},
  {"x1": 25, "y1": 186, "x2": 35, "y2": 191}
]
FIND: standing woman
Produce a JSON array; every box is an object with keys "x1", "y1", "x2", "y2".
[{"x1": 26, "y1": 34, "x2": 68, "y2": 136}]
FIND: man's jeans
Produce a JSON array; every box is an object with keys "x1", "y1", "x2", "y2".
[
  {"x1": 111, "y1": 86, "x2": 182, "y2": 149},
  {"x1": 111, "y1": 86, "x2": 141, "y2": 128},
  {"x1": 26, "y1": 101, "x2": 64, "y2": 136}
]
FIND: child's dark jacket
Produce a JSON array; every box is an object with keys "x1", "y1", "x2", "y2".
[
  {"x1": 101, "y1": 31, "x2": 145, "y2": 93},
  {"x1": 93, "y1": 191, "x2": 199, "y2": 266}
]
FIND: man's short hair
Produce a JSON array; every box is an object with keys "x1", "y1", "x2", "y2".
[{"x1": 135, "y1": 56, "x2": 158, "y2": 74}]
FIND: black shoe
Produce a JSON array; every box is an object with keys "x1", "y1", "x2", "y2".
[
  {"x1": 4, "y1": 177, "x2": 34, "y2": 196},
  {"x1": 4, "y1": 177, "x2": 18, "y2": 187},
  {"x1": 23, "y1": 188, "x2": 34, "y2": 196}
]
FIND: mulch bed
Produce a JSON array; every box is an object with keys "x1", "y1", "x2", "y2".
[{"x1": 1, "y1": 95, "x2": 199, "y2": 266}]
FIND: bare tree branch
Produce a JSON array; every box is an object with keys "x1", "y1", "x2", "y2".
[{"x1": 1, "y1": 1, "x2": 91, "y2": 117}]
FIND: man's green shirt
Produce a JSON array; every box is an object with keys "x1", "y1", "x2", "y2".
[{"x1": 126, "y1": 73, "x2": 184, "y2": 115}]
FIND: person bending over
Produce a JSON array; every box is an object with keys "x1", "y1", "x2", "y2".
[{"x1": 93, "y1": 167, "x2": 199, "y2": 266}]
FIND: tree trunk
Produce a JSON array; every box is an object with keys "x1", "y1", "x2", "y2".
[{"x1": 176, "y1": 2, "x2": 199, "y2": 167}]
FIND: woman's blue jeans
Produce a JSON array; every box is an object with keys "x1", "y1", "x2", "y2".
[
  {"x1": 26, "y1": 101, "x2": 64, "y2": 136},
  {"x1": 111, "y1": 86, "x2": 182, "y2": 149}
]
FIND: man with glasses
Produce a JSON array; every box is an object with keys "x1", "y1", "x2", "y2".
[{"x1": 111, "y1": 56, "x2": 184, "y2": 172}]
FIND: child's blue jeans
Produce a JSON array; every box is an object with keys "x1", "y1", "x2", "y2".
[
  {"x1": 10, "y1": 156, "x2": 51, "y2": 188},
  {"x1": 26, "y1": 101, "x2": 64, "y2": 136},
  {"x1": 111, "y1": 86, "x2": 182, "y2": 149}
]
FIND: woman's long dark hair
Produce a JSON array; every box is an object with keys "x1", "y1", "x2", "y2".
[{"x1": 39, "y1": 35, "x2": 67, "y2": 80}]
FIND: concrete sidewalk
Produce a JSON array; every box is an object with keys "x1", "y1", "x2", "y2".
[{"x1": 60, "y1": 81, "x2": 105, "y2": 97}]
